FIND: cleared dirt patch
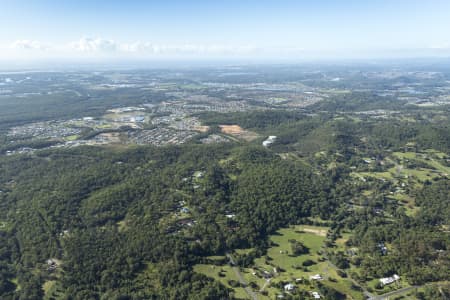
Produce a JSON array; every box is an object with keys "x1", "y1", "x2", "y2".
[
  {"x1": 194, "y1": 125, "x2": 210, "y2": 133},
  {"x1": 219, "y1": 125, "x2": 244, "y2": 134},
  {"x1": 301, "y1": 227, "x2": 328, "y2": 237},
  {"x1": 219, "y1": 125, "x2": 259, "y2": 141}
]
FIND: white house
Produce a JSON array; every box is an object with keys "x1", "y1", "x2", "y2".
[
  {"x1": 310, "y1": 274, "x2": 323, "y2": 280},
  {"x1": 262, "y1": 136, "x2": 277, "y2": 147},
  {"x1": 380, "y1": 274, "x2": 400, "y2": 285},
  {"x1": 284, "y1": 283, "x2": 295, "y2": 292}
]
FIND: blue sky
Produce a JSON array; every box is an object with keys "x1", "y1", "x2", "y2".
[{"x1": 1, "y1": 0, "x2": 450, "y2": 60}]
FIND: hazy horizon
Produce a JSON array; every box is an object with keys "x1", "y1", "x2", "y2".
[{"x1": 1, "y1": 0, "x2": 450, "y2": 63}]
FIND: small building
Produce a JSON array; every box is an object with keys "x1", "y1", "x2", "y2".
[
  {"x1": 194, "y1": 171, "x2": 204, "y2": 178},
  {"x1": 46, "y1": 259, "x2": 58, "y2": 271},
  {"x1": 311, "y1": 291, "x2": 321, "y2": 299},
  {"x1": 284, "y1": 283, "x2": 295, "y2": 292},
  {"x1": 310, "y1": 274, "x2": 323, "y2": 280},
  {"x1": 379, "y1": 274, "x2": 400, "y2": 286},
  {"x1": 262, "y1": 136, "x2": 277, "y2": 147},
  {"x1": 132, "y1": 116, "x2": 145, "y2": 123},
  {"x1": 262, "y1": 270, "x2": 272, "y2": 279},
  {"x1": 377, "y1": 243, "x2": 388, "y2": 255}
]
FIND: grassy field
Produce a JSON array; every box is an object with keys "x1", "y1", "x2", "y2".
[
  {"x1": 388, "y1": 193, "x2": 421, "y2": 216},
  {"x1": 354, "y1": 150, "x2": 448, "y2": 185},
  {"x1": 392, "y1": 151, "x2": 450, "y2": 175},
  {"x1": 11, "y1": 278, "x2": 20, "y2": 292},
  {"x1": 366, "y1": 277, "x2": 411, "y2": 295},
  {"x1": 194, "y1": 225, "x2": 365, "y2": 299},
  {"x1": 355, "y1": 171, "x2": 393, "y2": 181},
  {"x1": 193, "y1": 264, "x2": 248, "y2": 299},
  {"x1": 195, "y1": 150, "x2": 450, "y2": 299},
  {"x1": 64, "y1": 134, "x2": 80, "y2": 141},
  {"x1": 253, "y1": 226, "x2": 326, "y2": 272},
  {"x1": 0, "y1": 220, "x2": 12, "y2": 232}
]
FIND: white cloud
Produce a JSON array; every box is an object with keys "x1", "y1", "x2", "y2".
[
  {"x1": 69, "y1": 37, "x2": 117, "y2": 52},
  {"x1": 119, "y1": 41, "x2": 155, "y2": 53},
  {"x1": 429, "y1": 42, "x2": 450, "y2": 49},
  {"x1": 119, "y1": 42, "x2": 260, "y2": 56},
  {"x1": 66, "y1": 37, "x2": 263, "y2": 56},
  {"x1": 2, "y1": 37, "x2": 305, "y2": 60},
  {"x1": 11, "y1": 40, "x2": 48, "y2": 50}
]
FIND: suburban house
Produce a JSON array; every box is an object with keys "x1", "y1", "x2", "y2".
[
  {"x1": 379, "y1": 274, "x2": 400, "y2": 286},
  {"x1": 284, "y1": 283, "x2": 295, "y2": 292},
  {"x1": 310, "y1": 274, "x2": 323, "y2": 280}
]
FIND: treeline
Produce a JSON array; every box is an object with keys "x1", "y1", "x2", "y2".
[
  {"x1": 342, "y1": 179, "x2": 450, "y2": 286},
  {"x1": 0, "y1": 143, "x2": 339, "y2": 299},
  {"x1": 198, "y1": 110, "x2": 309, "y2": 131},
  {"x1": 310, "y1": 91, "x2": 408, "y2": 112},
  {"x1": 199, "y1": 107, "x2": 450, "y2": 156}
]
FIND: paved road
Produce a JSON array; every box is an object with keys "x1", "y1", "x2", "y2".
[
  {"x1": 370, "y1": 285, "x2": 419, "y2": 300},
  {"x1": 259, "y1": 278, "x2": 271, "y2": 292},
  {"x1": 322, "y1": 253, "x2": 375, "y2": 299},
  {"x1": 226, "y1": 253, "x2": 258, "y2": 300}
]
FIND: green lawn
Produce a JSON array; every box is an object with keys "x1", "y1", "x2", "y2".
[
  {"x1": 393, "y1": 151, "x2": 450, "y2": 175},
  {"x1": 255, "y1": 226, "x2": 327, "y2": 271},
  {"x1": 0, "y1": 221, "x2": 12, "y2": 232},
  {"x1": 356, "y1": 171, "x2": 394, "y2": 180},
  {"x1": 366, "y1": 277, "x2": 410, "y2": 295},
  {"x1": 387, "y1": 193, "x2": 420, "y2": 216},
  {"x1": 193, "y1": 264, "x2": 248, "y2": 299},
  {"x1": 235, "y1": 248, "x2": 255, "y2": 255},
  {"x1": 11, "y1": 278, "x2": 20, "y2": 292},
  {"x1": 194, "y1": 225, "x2": 366, "y2": 299},
  {"x1": 43, "y1": 280, "x2": 59, "y2": 299},
  {"x1": 64, "y1": 134, "x2": 79, "y2": 141}
]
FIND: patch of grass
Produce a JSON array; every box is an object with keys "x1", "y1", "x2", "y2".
[
  {"x1": 116, "y1": 219, "x2": 128, "y2": 232},
  {"x1": 366, "y1": 277, "x2": 410, "y2": 295},
  {"x1": 196, "y1": 225, "x2": 365, "y2": 299},
  {"x1": 0, "y1": 221, "x2": 12, "y2": 232},
  {"x1": 322, "y1": 272, "x2": 365, "y2": 300},
  {"x1": 358, "y1": 171, "x2": 393, "y2": 180},
  {"x1": 335, "y1": 233, "x2": 352, "y2": 251},
  {"x1": 11, "y1": 277, "x2": 20, "y2": 292},
  {"x1": 249, "y1": 226, "x2": 330, "y2": 298},
  {"x1": 193, "y1": 264, "x2": 248, "y2": 299},
  {"x1": 43, "y1": 280, "x2": 56, "y2": 295},
  {"x1": 393, "y1": 151, "x2": 450, "y2": 175},
  {"x1": 98, "y1": 124, "x2": 113, "y2": 129},
  {"x1": 256, "y1": 228, "x2": 324, "y2": 270},
  {"x1": 206, "y1": 255, "x2": 227, "y2": 260},
  {"x1": 64, "y1": 134, "x2": 79, "y2": 141},
  {"x1": 387, "y1": 193, "x2": 420, "y2": 216},
  {"x1": 235, "y1": 248, "x2": 254, "y2": 255}
]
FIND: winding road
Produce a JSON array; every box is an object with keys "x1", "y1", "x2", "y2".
[
  {"x1": 226, "y1": 253, "x2": 259, "y2": 300},
  {"x1": 370, "y1": 285, "x2": 426, "y2": 300}
]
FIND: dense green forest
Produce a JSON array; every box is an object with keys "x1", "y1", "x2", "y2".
[
  {"x1": 0, "y1": 68, "x2": 449, "y2": 299},
  {"x1": 0, "y1": 108, "x2": 448, "y2": 299},
  {"x1": 0, "y1": 144, "x2": 336, "y2": 299}
]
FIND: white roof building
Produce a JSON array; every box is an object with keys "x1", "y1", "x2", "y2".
[
  {"x1": 284, "y1": 283, "x2": 295, "y2": 291},
  {"x1": 310, "y1": 274, "x2": 323, "y2": 280},
  {"x1": 380, "y1": 274, "x2": 400, "y2": 285},
  {"x1": 262, "y1": 135, "x2": 277, "y2": 147}
]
